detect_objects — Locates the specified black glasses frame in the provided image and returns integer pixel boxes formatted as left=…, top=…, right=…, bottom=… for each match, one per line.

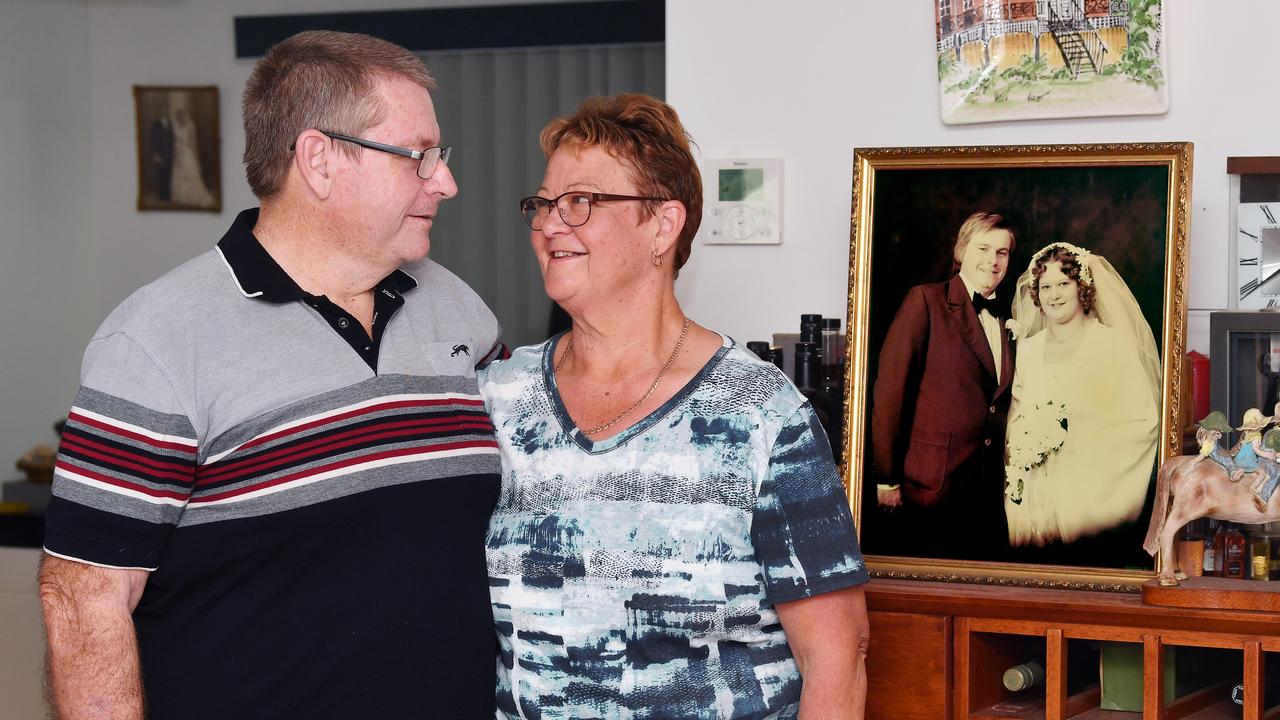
left=519, top=191, right=668, bottom=230
left=319, top=130, right=452, bottom=180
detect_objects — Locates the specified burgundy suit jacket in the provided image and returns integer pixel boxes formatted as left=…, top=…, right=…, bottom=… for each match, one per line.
left=870, top=275, right=1015, bottom=509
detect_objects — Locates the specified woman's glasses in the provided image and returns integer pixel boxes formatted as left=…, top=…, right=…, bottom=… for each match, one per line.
left=519, top=191, right=666, bottom=230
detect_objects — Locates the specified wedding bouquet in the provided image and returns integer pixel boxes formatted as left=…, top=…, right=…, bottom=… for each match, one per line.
left=1005, top=400, right=1069, bottom=505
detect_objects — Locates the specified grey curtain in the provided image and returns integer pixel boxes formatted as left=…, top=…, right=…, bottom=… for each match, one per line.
left=419, top=44, right=665, bottom=348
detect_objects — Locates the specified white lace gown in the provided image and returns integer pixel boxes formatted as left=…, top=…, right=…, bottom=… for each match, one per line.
left=1004, top=318, right=1159, bottom=546
left=170, top=109, right=215, bottom=208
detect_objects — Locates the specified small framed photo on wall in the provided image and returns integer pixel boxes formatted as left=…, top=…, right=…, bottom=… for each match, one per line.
left=133, top=85, right=221, bottom=212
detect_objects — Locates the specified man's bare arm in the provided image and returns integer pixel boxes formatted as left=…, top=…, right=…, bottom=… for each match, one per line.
left=39, top=554, right=149, bottom=720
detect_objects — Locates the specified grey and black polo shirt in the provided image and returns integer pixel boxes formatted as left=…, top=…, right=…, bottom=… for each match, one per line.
left=44, top=209, right=504, bottom=719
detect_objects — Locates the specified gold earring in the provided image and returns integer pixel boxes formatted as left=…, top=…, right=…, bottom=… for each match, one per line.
left=652, top=250, right=663, bottom=267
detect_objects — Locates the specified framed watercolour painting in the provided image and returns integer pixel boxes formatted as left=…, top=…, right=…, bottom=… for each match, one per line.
left=134, top=85, right=222, bottom=212
left=843, top=142, right=1192, bottom=591
left=936, top=0, right=1168, bottom=125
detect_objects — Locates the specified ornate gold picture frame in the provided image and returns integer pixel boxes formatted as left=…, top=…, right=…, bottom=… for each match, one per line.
left=843, top=142, right=1192, bottom=591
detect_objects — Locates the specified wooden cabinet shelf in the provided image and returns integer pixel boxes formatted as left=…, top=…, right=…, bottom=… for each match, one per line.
left=865, top=580, right=1280, bottom=720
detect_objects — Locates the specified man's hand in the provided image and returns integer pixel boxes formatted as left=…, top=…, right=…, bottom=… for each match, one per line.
left=877, top=485, right=902, bottom=510
left=39, top=555, right=149, bottom=720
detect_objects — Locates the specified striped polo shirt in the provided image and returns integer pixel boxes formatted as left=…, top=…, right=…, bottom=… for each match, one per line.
left=44, top=209, right=503, bottom=719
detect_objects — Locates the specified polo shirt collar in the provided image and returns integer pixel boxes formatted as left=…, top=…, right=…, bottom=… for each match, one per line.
left=215, top=208, right=419, bottom=303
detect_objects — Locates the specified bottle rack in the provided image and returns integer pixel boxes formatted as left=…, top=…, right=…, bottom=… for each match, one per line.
left=864, top=579, right=1280, bottom=720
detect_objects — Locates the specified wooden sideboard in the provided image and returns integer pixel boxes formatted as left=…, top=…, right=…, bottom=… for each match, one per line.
left=865, top=579, right=1280, bottom=720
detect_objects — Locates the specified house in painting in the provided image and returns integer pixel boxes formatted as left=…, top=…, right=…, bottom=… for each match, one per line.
left=936, top=0, right=1132, bottom=78
left=935, top=0, right=1166, bottom=124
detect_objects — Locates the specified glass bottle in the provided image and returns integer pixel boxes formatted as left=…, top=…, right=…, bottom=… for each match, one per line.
left=768, top=346, right=785, bottom=373
left=820, top=318, right=843, bottom=392
left=1250, top=525, right=1272, bottom=581
left=1268, top=521, right=1280, bottom=581
left=800, top=314, right=824, bottom=369
left=1221, top=523, right=1248, bottom=579
left=1203, top=519, right=1219, bottom=576
left=1002, top=661, right=1045, bottom=692
left=795, top=342, right=838, bottom=456
left=1176, top=519, right=1203, bottom=577
left=746, top=341, right=772, bottom=363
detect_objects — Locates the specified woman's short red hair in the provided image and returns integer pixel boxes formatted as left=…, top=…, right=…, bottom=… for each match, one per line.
left=540, top=94, right=702, bottom=275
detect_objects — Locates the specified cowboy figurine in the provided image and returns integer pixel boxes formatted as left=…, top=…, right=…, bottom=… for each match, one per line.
left=1260, top=424, right=1280, bottom=512
left=1231, top=408, right=1280, bottom=511
left=1197, top=410, right=1234, bottom=470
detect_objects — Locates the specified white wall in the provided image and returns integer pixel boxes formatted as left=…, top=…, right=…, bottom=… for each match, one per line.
left=668, top=0, right=1253, bottom=351
left=0, top=1, right=92, bottom=483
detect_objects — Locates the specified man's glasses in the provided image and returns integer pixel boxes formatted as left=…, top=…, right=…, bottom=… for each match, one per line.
left=319, top=130, right=451, bottom=180
left=519, top=191, right=667, bottom=230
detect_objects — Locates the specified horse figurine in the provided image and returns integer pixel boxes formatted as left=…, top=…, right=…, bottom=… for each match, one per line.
left=1143, top=409, right=1280, bottom=586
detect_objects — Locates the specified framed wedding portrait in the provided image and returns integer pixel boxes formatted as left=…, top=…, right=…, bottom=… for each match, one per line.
left=843, top=142, right=1193, bottom=591
left=133, top=85, right=222, bottom=212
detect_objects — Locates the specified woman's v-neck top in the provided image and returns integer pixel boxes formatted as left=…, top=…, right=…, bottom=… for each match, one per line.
left=480, top=333, right=868, bottom=719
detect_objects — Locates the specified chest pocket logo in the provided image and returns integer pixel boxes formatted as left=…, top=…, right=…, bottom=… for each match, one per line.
left=424, top=341, right=476, bottom=377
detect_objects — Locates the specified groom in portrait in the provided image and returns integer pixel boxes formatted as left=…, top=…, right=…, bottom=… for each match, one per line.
left=869, top=211, right=1015, bottom=558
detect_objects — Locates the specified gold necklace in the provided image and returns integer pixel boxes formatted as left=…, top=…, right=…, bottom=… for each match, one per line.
left=555, top=317, right=691, bottom=437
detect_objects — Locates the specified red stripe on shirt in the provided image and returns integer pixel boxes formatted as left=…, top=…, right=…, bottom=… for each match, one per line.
left=226, top=397, right=487, bottom=456
left=55, top=459, right=191, bottom=502
left=190, top=439, right=497, bottom=504
left=60, top=434, right=195, bottom=479
left=67, top=411, right=197, bottom=454
left=195, top=415, right=494, bottom=486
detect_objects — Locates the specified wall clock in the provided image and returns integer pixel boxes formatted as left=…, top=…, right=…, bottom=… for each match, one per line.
left=1229, top=157, right=1280, bottom=308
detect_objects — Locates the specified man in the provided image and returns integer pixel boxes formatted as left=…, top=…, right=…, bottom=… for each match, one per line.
left=870, top=212, right=1015, bottom=558
left=39, top=31, right=504, bottom=718
left=146, top=109, right=174, bottom=203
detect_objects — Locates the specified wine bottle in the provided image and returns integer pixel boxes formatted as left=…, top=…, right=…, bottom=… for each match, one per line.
left=746, top=341, right=772, bottom=362
left=800, top=314, right=823, bottom=338
left=795, top=342, right=838, bottom=457
left=768, top=346, right=785, bottom=372
left=800, top=314, right=823, bottom=363
left=1002, top=661, right=1045, bottom=692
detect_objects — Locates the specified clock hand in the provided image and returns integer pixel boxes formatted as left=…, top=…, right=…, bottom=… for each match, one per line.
left=1246, top=265, right=1280, bottom=301
left=1262, top=265, right=1280, bottom=285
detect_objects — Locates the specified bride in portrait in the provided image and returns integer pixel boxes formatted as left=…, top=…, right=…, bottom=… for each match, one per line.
left=169, top=91, right=216, bottom=209
left=1004, top=242, right=1160, bottom=548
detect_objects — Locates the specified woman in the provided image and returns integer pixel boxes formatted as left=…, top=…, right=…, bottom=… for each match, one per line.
left=169, top=92, right=216, bottom=208
left=1004, top=242, right=1160, bottom=547
left=482, top=94, right=870, bottom=719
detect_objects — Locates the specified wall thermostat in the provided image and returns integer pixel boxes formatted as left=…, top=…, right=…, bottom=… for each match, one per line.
left=698, top=158, right=782, bottom=245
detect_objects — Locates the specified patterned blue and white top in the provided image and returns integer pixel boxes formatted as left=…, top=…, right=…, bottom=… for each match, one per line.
left=481, top=333, right=869, bottom=720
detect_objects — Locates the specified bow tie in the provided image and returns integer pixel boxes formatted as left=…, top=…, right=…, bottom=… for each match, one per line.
left=971, top=292, right=1006, bottom=318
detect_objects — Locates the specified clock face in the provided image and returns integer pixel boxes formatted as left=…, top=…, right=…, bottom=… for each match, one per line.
left=1236, top=201, right=1280, bottom=308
